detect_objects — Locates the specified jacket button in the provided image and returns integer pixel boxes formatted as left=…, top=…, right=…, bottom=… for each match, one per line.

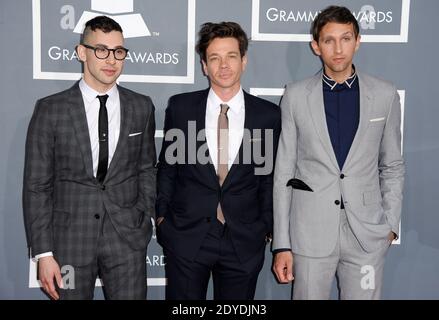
left=101, top=185, right=106, bottom=190
left=334, top=200, right=340, bottom=205
left=340, top=174, right=345, bottom=179
left=206, top=217, right=211, bottom=223
left=94, top=214, right=100, bottom=219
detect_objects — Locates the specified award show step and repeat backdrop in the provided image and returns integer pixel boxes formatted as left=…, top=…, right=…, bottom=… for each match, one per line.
left=0, top=0, right=438, bottom=299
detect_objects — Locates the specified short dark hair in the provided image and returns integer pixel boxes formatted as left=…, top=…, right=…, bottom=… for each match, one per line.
left=81, top=16, right=123, bottom=44
left=196, top=22, right=248, bottom=62
left=311, top=6, right=359, bottom=41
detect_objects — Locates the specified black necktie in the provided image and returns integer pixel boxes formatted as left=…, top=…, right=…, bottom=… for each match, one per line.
left=96, top=94, right=109, bottom=184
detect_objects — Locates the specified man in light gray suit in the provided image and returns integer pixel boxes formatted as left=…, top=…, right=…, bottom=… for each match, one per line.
left=272, top=6, right=404, bottom=299
left=23, top=16, right=156, bottom=299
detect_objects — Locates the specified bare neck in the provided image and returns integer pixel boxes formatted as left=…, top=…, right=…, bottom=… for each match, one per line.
left=211, top=85, right=241, bottom=102
left=83, top=74, right=115, bottom=94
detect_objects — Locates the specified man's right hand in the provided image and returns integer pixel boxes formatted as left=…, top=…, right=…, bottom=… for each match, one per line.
left=273, top=251, right=294, bottom=283
left=38, top=256, right=63, bottom=300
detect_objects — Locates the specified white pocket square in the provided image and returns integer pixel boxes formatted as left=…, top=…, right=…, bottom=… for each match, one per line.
left=128, top=132, right=142, bottom=137
left=369, top=117, right=385, bottom=122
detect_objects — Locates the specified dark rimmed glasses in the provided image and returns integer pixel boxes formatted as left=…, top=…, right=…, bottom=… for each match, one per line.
left=82, top=44, right=129, bottom=60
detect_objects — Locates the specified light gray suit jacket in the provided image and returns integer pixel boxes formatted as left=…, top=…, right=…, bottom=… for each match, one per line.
left=273, top=71, right=405, bottom=257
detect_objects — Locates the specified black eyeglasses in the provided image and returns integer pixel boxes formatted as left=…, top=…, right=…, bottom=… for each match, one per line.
left=82, top=44, right=129, bottom=60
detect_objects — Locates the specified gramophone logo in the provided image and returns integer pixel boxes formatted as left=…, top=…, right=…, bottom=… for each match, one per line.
left=32, top=0, right=196, bottom=83
left=73, top=0, right=151, bottom=38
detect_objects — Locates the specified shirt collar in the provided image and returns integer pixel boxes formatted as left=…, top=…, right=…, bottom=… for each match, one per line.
left=79, top=79, right=118, bottom=105
left=322, top=67, right=357, bottom=91
left=207, top=87, right=245, bottom=115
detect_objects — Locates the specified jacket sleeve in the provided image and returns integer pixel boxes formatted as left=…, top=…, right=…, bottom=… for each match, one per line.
left=273, top=85, right=298, bottom=251
left=155, top=97, right=178, bottom=219
left=379, top=88, right=405, bottom=237
left=23, top=99, right=55, bottom=257
left=258, top=107, right=281, bottom=235
left=136, top=96, right=157, bottom=219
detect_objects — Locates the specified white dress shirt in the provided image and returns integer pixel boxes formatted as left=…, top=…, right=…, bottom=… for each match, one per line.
left=79, top=79, right=121, bottom=176
left=34, top=79, right=121, bottom=261
left=205, top=87, right=245, bottom=171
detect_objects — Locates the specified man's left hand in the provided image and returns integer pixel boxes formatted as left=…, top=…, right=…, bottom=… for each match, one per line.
left=388, top=231, right=397, bottom=241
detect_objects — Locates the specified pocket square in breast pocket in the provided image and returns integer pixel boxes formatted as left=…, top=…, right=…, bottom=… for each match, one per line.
left=128, top=131, right=143, bottom=137
left=369, top=117, right=385, bottom=122
left=286, top=178, right=313, bottom=192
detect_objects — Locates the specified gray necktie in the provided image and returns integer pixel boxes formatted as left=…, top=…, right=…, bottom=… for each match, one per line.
left=217, top=104, right=229, bottom=224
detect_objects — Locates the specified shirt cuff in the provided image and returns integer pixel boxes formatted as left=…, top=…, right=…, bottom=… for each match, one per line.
left=33, top=251, right=53, bottom=262
left=272, top=248, right=292, bottom=255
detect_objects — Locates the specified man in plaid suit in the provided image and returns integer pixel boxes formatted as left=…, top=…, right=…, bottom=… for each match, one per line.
left=23, top=16, right=156, bottom=299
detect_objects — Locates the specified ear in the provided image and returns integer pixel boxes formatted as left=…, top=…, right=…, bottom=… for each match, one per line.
left=241, top=54, right=248, bottom=71
left=76, top=44, right=87, bottom=62
left=355, top=34, right=361, bottom=52
left=311, top=40, right=321, bottom=56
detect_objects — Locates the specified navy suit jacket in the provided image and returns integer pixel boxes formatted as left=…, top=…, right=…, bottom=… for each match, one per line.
left=156, top=89, right=281, bottom=262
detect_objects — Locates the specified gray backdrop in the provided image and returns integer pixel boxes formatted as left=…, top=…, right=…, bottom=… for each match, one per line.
left=1, top=0, right=438, bottom=299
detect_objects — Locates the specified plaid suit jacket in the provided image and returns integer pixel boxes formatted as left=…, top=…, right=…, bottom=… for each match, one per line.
left=23, top=82, right=157, bottom=266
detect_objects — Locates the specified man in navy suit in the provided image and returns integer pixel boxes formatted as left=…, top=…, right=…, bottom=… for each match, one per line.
left=156, top=22, right=281, bottom=300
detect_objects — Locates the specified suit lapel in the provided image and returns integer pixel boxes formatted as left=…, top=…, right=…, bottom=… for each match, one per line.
left=343, top=72, right=374, bottom=170
left=196, top=89, right=219, bottom=187
left=105, top=86, right=132, bottom=182
left=307, top=73, right=340, bottom=170
left=221, top=91, right=252, bottom=189
left=67, top=82, right=94, bottom=179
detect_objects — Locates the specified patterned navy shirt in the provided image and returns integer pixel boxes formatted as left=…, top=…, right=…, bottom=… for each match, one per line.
left=322, top=69, right=359, bottom=170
